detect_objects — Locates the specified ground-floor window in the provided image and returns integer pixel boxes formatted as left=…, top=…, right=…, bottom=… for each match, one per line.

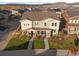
left=53, top=30, right=56, bottom=33
left=37, top=31, right=40, bottom=34
left=69, top=27, right=77, bottom=32
left=41, top=31, right=44, bottom=34
left=31, top=31, right=33, bottom=36
left=23, top=31, right=27, bottom=34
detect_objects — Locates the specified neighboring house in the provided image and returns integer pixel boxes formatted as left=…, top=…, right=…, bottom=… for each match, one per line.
left=68, top=16, right=79, bottom=34
left=66, top=11, right=79, bottom=34
left=11, top=10, right=19, bottom=15
left=20, top=11, right=60, bottom=37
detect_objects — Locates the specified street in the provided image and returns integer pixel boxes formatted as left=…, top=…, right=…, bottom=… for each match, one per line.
left=0, top=19, right=20, bottom=50
left=0, top=49, right=79, bottom=56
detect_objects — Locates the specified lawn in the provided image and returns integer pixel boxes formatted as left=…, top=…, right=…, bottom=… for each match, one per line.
left=5, top=35, right=31, bottom=50
left=48, top=37, right=75, bottom=49
left=32, top=36, right=45, bottom=49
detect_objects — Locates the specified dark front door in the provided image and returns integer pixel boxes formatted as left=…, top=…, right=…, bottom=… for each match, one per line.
left=31, top=31, right=33, bottom=37
left=51, top=30, right=53, bottom=36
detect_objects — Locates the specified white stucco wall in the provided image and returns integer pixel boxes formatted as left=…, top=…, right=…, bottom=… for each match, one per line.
left=68, top=18, right=79, bottom=34
left=68, top=26, right=79, bottom=34
left=11, top=10, right=19, bottom=14
left=20, top=19, right=32, bottom=31
left=49, top=19, right=60, bottom=34
left=32, top=18, right=52, bottom=28
left=20, top=18, right=60, bottom=35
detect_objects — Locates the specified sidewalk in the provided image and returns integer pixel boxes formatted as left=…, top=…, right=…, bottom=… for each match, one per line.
left=44, top=37, right=49, bottom=49
left=28, top=37, right=34, bottom=49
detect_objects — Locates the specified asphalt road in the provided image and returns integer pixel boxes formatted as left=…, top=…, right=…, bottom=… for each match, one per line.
left=0, top=49, right=78, bottom=56
left=0, top=19, right=20, bottom=41
left=0, top=19, right=20, bottom=50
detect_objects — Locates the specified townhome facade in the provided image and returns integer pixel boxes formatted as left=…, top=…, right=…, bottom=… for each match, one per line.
left=67, top=11, right=79, bottom=34
left=20, top=11, right=60, bottom=37
left=68, top=16, right=79, bottom=34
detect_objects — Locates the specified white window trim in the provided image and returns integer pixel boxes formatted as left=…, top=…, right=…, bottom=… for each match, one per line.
left=73, top=20, right=76, bottom=23
left=69, top=20, right=72, bottom=23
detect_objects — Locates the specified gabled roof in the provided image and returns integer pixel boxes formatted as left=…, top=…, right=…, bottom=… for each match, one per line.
left=69, top=16, right=79, bottom=20
left=67, top=10, right=79, bottom=18
left=21, top=11, right=60, bottom=21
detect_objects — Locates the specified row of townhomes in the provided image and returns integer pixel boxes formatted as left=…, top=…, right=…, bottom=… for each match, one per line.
left=20, top=11, right=60, bottom=37
left=20, top=8, right=79, bottom=37
left=67, top=11, right=79, bottom=34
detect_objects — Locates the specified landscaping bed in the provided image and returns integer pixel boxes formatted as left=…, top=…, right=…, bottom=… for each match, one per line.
left=5, top=35, right=31, bottom=50
left=32, top=36, right=45, bottom=49
left=48, top=37, right=75, bottom=49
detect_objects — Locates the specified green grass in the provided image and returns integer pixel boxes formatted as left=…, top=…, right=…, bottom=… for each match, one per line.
left=32, top=36, right=45, bottom=49
left=5, top=35, right=31, bottom=50
left=48, top=38, right=75, bottom=49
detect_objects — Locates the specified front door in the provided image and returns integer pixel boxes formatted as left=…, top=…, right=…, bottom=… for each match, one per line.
left=51, top=30, right=53, bottom=36
left=31, top=31, right=33, bottom=37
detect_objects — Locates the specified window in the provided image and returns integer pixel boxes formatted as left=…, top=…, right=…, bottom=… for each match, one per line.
left=55, top=23, right=57, bottom=26
left=28, top=24, right=29, bottom=26
left=44, top=23, right=47, bottom=26
left=41, top=31, right=44, bottom=34
left=37, top=31, right=40, bottom=34
left=52, top=23, right=54, bottom=26
left=73, top=20, right=76, bottom=23
left=69, top=20, right=72, bottom=23
left=35, top=22, right=38, bottom=25
left=74, top=28, right=76, bottom=31
left=51, top=29, right=56, bottom=33
left=24, top=24, right=29, bottom=26
left=54, top=30, right=56, bottom=33
left=24, top=24, right=26, bottom=26
left=76, top=20, right=79, bottom=23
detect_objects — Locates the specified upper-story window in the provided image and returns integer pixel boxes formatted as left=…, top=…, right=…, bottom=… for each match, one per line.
left=28, top=24, right=29, bottom=26
left=73, top=20, right=76, bottom=23
left=52, top=23, right=54, bottom=26
left=24, top=24, right=29, bottom=26
left=44, top=23, right=47, bottom=26
left=76, top=20, right=79, bottom=23
left=55, top=23, right=57, bottom=26
left=51, top=23, right=57, bottom=26
left=69, top=20, right=72, bottom=23
left=35, top=22, right=38, bottom=25
left=24, top=24, right=26, bottom=26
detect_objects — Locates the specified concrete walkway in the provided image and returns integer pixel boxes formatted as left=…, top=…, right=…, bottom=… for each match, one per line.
left=44, top=37, right=49, bottom=49
left=28, top=37, right=34, bottom=49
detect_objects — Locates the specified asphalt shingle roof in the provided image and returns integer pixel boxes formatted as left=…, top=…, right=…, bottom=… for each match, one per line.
left=67, top=10, right=79, bottom=18
left=21, top=11, right=59, bottom=21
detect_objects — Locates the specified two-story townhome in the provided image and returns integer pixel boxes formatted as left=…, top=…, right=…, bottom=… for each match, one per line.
left=67, top=11, right=79, bottom=34
left=20, top=11, right=60, bottom=37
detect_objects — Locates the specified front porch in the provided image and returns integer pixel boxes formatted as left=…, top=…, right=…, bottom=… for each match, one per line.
left=23, top=28, right=58, bottom=37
